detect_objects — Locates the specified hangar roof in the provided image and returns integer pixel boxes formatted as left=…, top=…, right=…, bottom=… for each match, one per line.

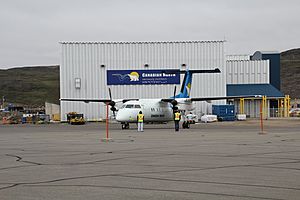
left=254, top=51, right=280, bottom=54
left=59, top=40, right=225, bottom=44
left=227, top=84, right=284, bottom=98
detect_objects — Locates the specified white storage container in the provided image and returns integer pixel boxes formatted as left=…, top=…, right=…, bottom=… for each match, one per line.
left=236, top=114, right=247, bottom=120
left=200, top=115, right=218, bottom=123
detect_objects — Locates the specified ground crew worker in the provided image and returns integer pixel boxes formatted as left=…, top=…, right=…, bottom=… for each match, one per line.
left=174, top=110, right=181, bottom=131
left=137, top=111, right=144, bottom=132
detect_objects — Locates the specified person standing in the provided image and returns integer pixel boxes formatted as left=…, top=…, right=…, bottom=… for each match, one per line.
left=174, top=110, right=181, bottom=131
left=137, top=111, right=144, bottom=132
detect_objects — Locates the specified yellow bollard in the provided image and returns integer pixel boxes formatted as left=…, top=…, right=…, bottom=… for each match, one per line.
left=239, top=98, right=244, bottom=114
left=283, top=95, right=290, bottom=117
left=261, top=96, right=267, bottom=119
left=286, top=95, right=290, bottom=117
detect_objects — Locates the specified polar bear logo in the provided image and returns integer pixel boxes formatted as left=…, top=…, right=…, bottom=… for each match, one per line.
left=128, top=71, right=139, bottom=81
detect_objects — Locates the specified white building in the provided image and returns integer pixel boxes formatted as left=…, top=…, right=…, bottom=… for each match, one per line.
left=226, top=60, right=269, bottom=84
left=60, top=41, right=227, bottom=121
left=226, top=59, right=284, bottom=118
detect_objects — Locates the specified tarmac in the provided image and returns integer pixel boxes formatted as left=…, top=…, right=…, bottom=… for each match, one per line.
left=0, top=119, right=299, bottom=200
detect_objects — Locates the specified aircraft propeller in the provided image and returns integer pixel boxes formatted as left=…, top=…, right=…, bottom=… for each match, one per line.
left=108, top=88, right=117, bottom=117
left=171, top=86, right=178, bottom=111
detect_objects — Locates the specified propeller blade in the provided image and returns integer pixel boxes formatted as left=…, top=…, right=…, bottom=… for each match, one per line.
left=109, top=101, right=116, bottom=107
left=173, top=86, right=177, bottom=99
left=108, top=88, right=112, bottom=100
left=108, top=88, right=116, bottom=118
left=110, top=106, right=117, bottom=118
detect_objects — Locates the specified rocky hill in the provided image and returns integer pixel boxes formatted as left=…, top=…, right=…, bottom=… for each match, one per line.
left=281, top=48, right=300, bottom=98
left=0, top=66, right=59, bottom=106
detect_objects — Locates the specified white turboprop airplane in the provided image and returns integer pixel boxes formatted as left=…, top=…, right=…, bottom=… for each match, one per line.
left=61, top=69, right=259, bottom=129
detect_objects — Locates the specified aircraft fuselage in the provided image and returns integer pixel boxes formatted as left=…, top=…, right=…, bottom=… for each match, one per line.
left=116, top=99, right=174, bottom=123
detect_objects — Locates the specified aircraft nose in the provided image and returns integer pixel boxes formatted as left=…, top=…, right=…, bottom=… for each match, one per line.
left=116, top=110, right=127, bottom=122
left=116, top=109, right=137, bottom=122
left=115, top=113, right=122, bottom=122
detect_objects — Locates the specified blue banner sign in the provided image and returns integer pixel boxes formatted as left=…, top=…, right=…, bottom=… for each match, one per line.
left=107, top=69, right=180, bottom=85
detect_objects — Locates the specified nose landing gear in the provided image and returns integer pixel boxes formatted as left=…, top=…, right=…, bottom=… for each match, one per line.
left=121, top=123, right=130, bottom=129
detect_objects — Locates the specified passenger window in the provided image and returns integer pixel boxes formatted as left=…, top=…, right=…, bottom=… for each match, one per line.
left=134, top=105, right=141, bottom=108
left=125, top=104, right=134, bottom=108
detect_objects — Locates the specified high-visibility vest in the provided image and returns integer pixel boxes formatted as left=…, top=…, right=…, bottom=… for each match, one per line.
left=137, top=114, right=144, bottom=122
left=174, top=112, right=181, bottom=121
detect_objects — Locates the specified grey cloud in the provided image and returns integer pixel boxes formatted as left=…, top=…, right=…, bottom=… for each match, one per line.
left=0, top=0, right=300, bottom=68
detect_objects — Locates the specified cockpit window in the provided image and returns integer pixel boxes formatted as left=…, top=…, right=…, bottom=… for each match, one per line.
left=124, top=104, right=141, bottom=109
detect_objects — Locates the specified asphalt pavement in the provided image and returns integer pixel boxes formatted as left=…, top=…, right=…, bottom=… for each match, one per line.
left=0, top=119, right=299, bottom=200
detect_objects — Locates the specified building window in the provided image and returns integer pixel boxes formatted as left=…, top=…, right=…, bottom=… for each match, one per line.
left=75, top=78, right=81, bottom=89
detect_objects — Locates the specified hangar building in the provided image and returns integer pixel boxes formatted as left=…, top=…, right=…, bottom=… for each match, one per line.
left=60, top=41, right=227, bottom=121
left=60, top=41, right=287, bottom=121
left=226, top=54, right=285, bottom=118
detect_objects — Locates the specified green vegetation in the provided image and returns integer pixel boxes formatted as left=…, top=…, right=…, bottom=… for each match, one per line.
left=0, top=66, right=59, bottom=106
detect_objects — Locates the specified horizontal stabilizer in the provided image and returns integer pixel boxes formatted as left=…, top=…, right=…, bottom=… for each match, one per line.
left=179, top=68, right=221, bottom=74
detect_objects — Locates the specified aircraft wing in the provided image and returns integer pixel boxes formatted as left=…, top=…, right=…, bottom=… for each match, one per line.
left=161, top=95, right=261, bottom=103
left=188, top=95, right=262, bottom=102
left=161, top=98, right=176, bottom=103
left=60, top=98, right=138, bottom=103
left=60, top=98, right=110, bottom=103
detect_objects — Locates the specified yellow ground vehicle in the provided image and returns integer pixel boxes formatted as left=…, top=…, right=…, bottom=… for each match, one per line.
left=67, top=112, right=85, bottom=125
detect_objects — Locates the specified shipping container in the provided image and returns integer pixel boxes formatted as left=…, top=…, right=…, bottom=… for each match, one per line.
left=212, top=104, right=235, bottom=121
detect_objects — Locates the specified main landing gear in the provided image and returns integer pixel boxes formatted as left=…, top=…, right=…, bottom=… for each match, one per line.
left=182, top=121, right=190, bottom=129
left=121, top=123, right=130, bottom=129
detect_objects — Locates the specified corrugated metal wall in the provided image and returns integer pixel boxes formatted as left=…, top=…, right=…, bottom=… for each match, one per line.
left=226, top=60, right=269, bottom=84
left=226, top=55, right=250, bottom=61
left=60, top=41, right=226, bottom=121
left=233, top=100, right=270, bottom=118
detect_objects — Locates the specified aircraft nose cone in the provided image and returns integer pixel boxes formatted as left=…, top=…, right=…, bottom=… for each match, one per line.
left=115, top=113, right=122, bottom=122
left=116, top=110, right=126, bottom=122
left=116, top=109, right=137, bottom=122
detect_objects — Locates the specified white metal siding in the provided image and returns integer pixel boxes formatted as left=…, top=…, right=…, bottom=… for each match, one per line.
left=233, top=100, right=270, bottom=118
left=226, top=60, right=269, bottom=84
left=60, top=41, right=226, bottom=121
left=226, top=55, right=250, bottom=61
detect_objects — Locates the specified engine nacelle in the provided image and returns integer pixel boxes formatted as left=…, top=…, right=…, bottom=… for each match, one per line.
left=176, top=99, right=194, bottom=111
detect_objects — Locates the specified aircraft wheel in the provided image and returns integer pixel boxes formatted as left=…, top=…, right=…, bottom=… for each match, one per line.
left=186, top=123, right=190, bottom=129
left=182, top=121, right=190, bottom=129
left=122, top=123, right=130, bottom=129
left=182, top=122, right=186, bottom=129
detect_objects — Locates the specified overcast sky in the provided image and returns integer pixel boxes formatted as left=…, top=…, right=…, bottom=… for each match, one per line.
left=1, top=0, right=300, bottom=69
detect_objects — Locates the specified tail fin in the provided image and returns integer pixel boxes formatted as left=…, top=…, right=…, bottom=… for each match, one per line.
left=172, top=68, right=221, bottom=99
left=174, top=70, right=192, bottom=98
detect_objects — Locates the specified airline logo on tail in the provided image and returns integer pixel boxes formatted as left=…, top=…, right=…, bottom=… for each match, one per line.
left=173, top=70, right=193, bottom=99
left=186, top=82, right=191, bottom=97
